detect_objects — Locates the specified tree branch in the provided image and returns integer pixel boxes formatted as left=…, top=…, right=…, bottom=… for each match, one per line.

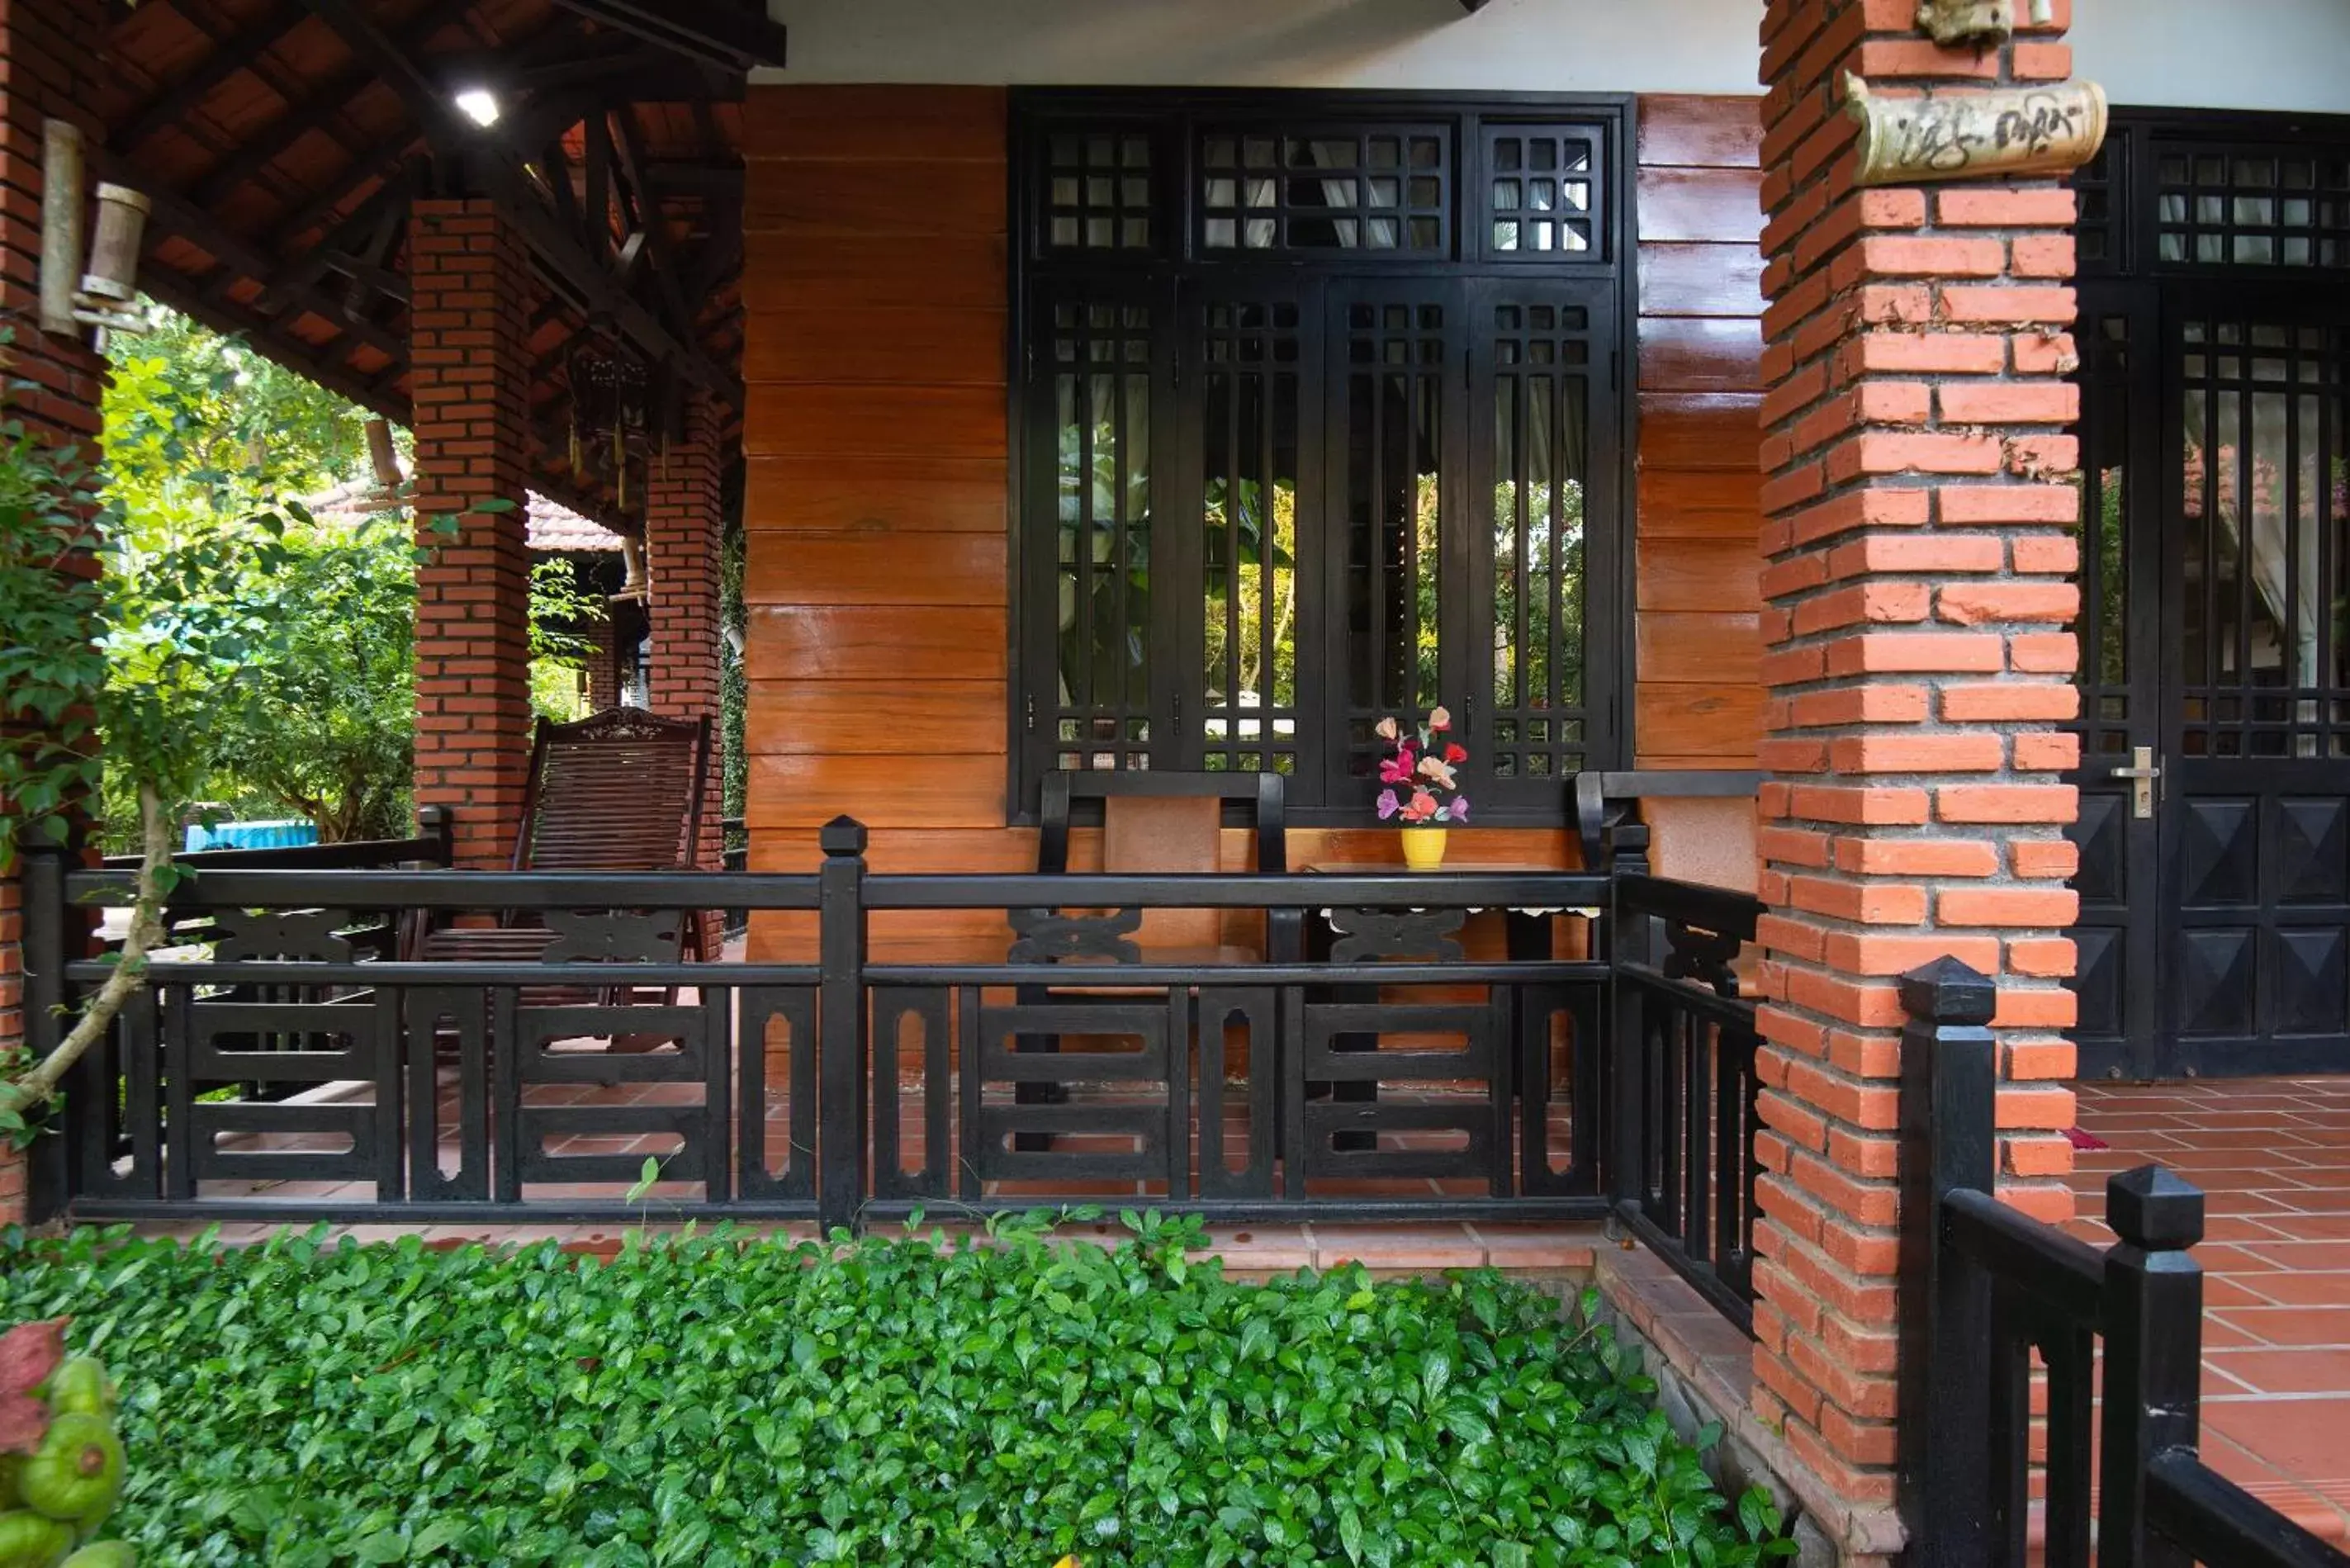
left=4, top=784, right=171, bottom=1110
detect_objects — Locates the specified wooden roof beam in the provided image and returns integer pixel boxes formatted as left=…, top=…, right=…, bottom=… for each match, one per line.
left=198, top=0, right=477, bottom=211
left=300, top=0, right=741, bottom=405
left=547, top=0, right=786, bottom=73
left=111, top=0, right=313, bottom=151
left=136, top=265, right=406, bottom=424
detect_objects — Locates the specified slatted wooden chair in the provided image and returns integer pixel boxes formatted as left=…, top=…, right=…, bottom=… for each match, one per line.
left=1010, top=770, right=1294, bottom=1144
left=414, top=708, right=713, bottom=983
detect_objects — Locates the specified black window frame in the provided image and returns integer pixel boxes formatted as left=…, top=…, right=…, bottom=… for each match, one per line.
left=1007, top=88, right=1639, bottom=828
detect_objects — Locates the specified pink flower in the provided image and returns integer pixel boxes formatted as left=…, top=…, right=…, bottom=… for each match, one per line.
left=1376, top=789, right=1400, bottom=820
left=1375, top=716, right=1400, bottom=741
left=1379, top=755, right=1415, bottom=784
left=1401, top=789, right=1439, bottom=823
left=1427, top=705, right=1452, bottom=732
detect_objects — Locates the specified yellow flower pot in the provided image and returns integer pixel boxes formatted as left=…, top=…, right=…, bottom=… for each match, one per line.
left=1400, top=827, right=1448, bottom=871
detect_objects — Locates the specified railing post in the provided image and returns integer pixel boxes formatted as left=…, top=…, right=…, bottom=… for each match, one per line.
left=1894, top=955, right=1997, bottom=1568
left=2099, top=1165, right=2205, bottom=1568
left=17, top=818, right=75, bottom=1222
left=817, top=816, right=868, bottom=1234
left=1604, top=817, right=1651, bottom=1213
left=416, top=804, right=453, bottom=868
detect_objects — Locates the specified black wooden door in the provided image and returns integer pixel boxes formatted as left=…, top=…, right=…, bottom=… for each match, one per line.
left=2155, top=285, right=2350, bottom=1077
left=2068, top=287, right=2165, bottom=1081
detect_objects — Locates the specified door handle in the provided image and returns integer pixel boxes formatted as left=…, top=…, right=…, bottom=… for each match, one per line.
left=2108, top=746, right=2159, bottom=820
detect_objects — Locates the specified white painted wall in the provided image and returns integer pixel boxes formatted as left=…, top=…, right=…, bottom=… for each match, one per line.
left=758, top=0, right=2350, bottom=116
left=2073, top=0, right=2350, bottom=116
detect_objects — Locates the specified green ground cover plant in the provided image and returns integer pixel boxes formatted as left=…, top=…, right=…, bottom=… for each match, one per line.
left=0, top=1215, right=1790, bottom=1568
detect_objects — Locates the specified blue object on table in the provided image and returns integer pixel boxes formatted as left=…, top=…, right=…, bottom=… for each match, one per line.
left=182, top=819, right=319, bottom=853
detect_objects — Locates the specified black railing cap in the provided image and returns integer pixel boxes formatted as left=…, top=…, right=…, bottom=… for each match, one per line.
left=1898, top=955, right=1996, bottom=1026
left=819, top=817, right=867, bottom=856
left=2107, top=1163, right=2205, bottom=1252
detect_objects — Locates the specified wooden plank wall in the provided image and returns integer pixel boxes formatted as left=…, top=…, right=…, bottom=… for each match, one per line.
left=738, top=89, right=1768, bottom=955
left=1632, top=94, right=1765, bottom=770
left=738, top=86, right=1021, bottom=960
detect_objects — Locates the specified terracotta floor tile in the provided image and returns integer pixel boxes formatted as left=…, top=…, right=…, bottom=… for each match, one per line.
left=2204, top=1398, right=2350, bottom=1489
left=1468, top=1222, right=1602, bottom=1270
left=1307, top=1223, right=1485, bottom=1272
left=2207, top=1348, right=2350, bottom=1396
left=2228, top=1272, right=2350, bottom=1308
left=2213, top=1307, right=2350, bottom=1348
left=2243, top=1243, right=2350, bottom=1272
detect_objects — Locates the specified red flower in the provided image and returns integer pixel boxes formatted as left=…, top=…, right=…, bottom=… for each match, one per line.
left=1443, top=743, right=1466, bottom=765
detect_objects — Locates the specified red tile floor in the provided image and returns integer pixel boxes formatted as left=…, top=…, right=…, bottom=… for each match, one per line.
left=2070, top=1078, right=2350, bottom=1542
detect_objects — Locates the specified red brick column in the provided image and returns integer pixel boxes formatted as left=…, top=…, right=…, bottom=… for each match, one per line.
left=0, top=0, right=109, bottom=1225
left=646, top=397, right=725, bottom=956
left=1751, top=0, right=2082, bottom=1534
left=582, top=611, right=620, bottom=712
left=408, top=200, right=533, bottom=870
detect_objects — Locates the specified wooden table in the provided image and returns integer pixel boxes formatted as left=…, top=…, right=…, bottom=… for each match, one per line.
left=1300, top=860, right=1595, bottom=964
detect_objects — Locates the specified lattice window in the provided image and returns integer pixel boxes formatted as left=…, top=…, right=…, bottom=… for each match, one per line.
left=1337, top=296, right=1451, bottom=784
left=1198, top=127, right=1449, bottom=255
left=2075, top=312, right=2135, bottom=760
left=2177, top=318, right=2350, bottom=759
left=1046, top=297, right=1157, bottom=771
left=1484, top=126, right=1602, bottom=259
left=1197, top=299, right=1305, bottom=777
left=2157, top=148, right=2350, bottom=270
left=1487, top=299, right=1594, bottom=782
left=2072, top=140, right=2120, bottom=272
left=1045, top=130, right=1157, bottom=252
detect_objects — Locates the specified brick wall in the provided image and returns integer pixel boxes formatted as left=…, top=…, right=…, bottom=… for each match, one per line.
left=647, top=397, right=725, bottom=956
left=1751, top=0, right=2082, bottom=1531
left=0, top=0, right=109, bottom=1225
left=583, top=611, right=620, bottom=713
left=407, top=199, right=533, bottom=871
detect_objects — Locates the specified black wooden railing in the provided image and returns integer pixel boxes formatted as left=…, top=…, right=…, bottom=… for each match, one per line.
left=1899, top=957, right=2350, bottom=1568
left=97, top=806, right=452, bottom=874
left=1607, top=853, right=1765, bottom=1330
left=26, top=815, right=1689, bottom=1234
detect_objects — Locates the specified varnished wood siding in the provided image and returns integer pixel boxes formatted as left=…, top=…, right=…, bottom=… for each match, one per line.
left=1633, top=94, right=1765, bottom=770
left=739, top=86, right=1015, bottom=959
left=737, top=89, right=1768, bottom=954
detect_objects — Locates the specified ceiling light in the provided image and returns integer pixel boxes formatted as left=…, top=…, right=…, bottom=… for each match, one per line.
left=454, top=88, right=501, bottom=128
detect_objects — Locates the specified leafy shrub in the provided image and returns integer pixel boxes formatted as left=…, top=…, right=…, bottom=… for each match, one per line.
left=0, top=1217, right=1790, bottom=1567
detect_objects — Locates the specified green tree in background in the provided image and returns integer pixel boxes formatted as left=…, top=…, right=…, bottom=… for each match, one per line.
left=101, top=313, right=401, bottom=846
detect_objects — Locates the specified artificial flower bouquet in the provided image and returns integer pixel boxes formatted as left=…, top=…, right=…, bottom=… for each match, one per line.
left=1374, top=707, right=1470, bottom=826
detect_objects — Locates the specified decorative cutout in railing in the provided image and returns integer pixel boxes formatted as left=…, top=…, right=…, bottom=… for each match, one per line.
left=1004, top=907, right=1144, bottom=964
left=1323, top=907, right=1466, bottom=963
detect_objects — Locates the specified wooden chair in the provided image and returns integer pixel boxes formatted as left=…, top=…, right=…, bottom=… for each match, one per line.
left=415, top=707, right=713, bottom=976
left=1012, top=770, right=1293, bottom=1144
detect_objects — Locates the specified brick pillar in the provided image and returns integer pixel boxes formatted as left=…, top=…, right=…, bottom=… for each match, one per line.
left=1751, top=0, right=2082, bottom=1537
left=0, top=0, right=109, bottom=1225
left=408, top=199, right=533, bottom=870
left=646, top=397, right=725, bottom=957
left=583, top=610, right=620, bottom=712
